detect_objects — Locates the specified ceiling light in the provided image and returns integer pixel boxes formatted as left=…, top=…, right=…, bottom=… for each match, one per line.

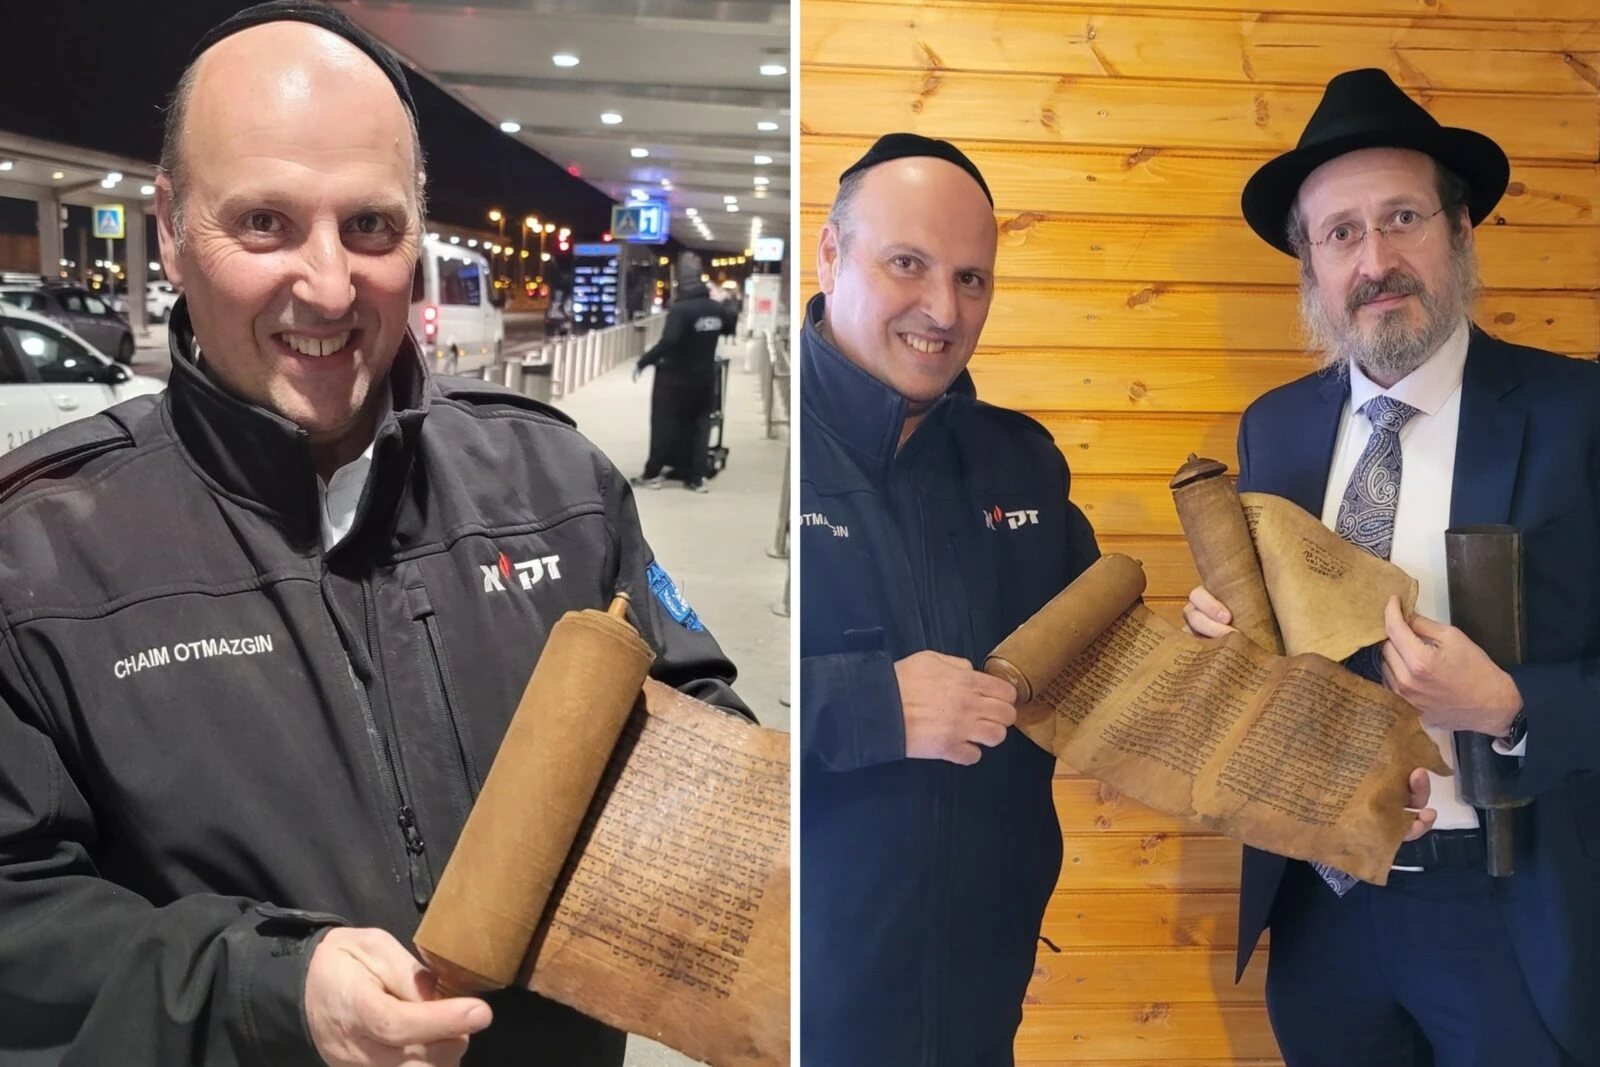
left=630, top=147, right=649, bottom=158
left=0, top=161, right=13, bottom=171
left=632, top=189, right=648, bottom=200
left=551, top=53, right=580, bottom=67
left=140, top=184, right=156, bottom=195
left=51, top=171, right=65, bottom=180
left=660, top=179, right=672, bottom=189
left=753, top=176, right=769, bottom=186
left=467, top=239, right=478, bottom=247
left=727, top=204, right=740, bottom=213
left=601, top=112, right=623, bottom=125
left=106, top=171, right=123, bottom=183
left=100, top=178, right=115, bottom=189
left=754, top=154, right=772, bottom=166
left=757, top=121, right=778, bottom=132
left=759, top=63, right=787, bottom=77
left=499, top=120, right=522, bottom=134
left=686, top=208, right=698, bottom=217
left=724, top=196, right=737, bottom=204
left=449, top=235, right=461, bottom=244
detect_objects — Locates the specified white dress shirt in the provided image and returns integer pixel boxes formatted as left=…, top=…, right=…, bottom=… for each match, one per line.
left=318, top=393, right=390, bottom=552
left=1318, top=320, right=1484, bottom=831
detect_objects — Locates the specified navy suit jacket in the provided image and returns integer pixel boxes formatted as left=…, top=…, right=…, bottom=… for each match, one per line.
left=1234, top=328, right=1600, bottom=1062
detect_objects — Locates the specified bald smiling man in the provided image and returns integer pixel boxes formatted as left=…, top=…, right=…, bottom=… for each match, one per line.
left=799, top=134, right=1101, bottom=1066
left=0, top=5, right=749, bottom=1065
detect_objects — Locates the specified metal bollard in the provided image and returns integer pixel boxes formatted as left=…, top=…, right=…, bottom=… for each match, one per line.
left=767, top=449, right=790, bottom=561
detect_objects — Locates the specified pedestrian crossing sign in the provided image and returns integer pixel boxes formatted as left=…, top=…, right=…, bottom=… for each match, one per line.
left=610, top=201, right=669, bottom=244
left=93, top=204, right=125, bottom=240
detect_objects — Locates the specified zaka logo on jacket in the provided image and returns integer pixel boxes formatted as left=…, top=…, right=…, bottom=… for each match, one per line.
left=647, top=561, right=704, bottom=631
left=982, top=505, right=1040, bottom=531
left=482, top=551, right=563, bottom=592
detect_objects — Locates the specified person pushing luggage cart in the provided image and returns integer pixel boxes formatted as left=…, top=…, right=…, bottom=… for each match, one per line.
left=632, top=253, right=738, bottom=493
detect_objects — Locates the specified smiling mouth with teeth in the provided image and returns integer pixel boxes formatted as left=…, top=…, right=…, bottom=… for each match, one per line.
left=279, top=330, right=355, bottom=358
left=902, top=334, right=947, bottom=354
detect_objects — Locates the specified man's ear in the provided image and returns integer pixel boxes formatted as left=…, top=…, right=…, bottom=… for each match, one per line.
left=817, top=223, right=841, bottom=295
left=153, top=173, right=185, bottom=289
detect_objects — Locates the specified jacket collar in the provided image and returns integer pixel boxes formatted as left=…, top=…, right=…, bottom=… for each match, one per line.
left=799, top=293, right=974, bottom=474
left=1288, top=323, right=1525, bottom=521
left=164, top=297, right=431, bottom=553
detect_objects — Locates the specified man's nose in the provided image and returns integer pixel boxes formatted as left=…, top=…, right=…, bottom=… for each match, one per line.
left=921, top=277, right=959, bottom=331
left=1355, top=224, right=1401, bottom=278
left=292, top=225, right=355, bottom=318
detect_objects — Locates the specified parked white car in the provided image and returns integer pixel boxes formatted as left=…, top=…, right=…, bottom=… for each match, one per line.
left=147, top=281, right=180, bottom=323
left=0, top=300, right=164, bottom=457
left=409, top=236, right=505, bottom=372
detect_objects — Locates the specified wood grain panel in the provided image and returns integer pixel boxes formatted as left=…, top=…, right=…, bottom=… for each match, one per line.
left=979, top=284, right=1599, bottom=354
left=1033, top=412, right=1240, bottom=477
left=1060, top=832, right=1245, bottom=890
left=1053, top=776, right=1199, bottom=833
left=802, top=2, right=1600, bottom=94
left=967, top=350, right=1311, bottom=414
left=801, top=70, right=1598, bottom=161
left=1071, top=474, right=1186, bottom=535
left=1041, top=889, right=1246, bottom=948
left=1028, top=948, right=1267, bottom=1004
left=840, top=0, right=1600, bottom=23
left=802, top=137, right=1600, bottom=226
left=798, top=206, right=1598, bottom=289
left=1014, top=1003, right=1281, bottom=1060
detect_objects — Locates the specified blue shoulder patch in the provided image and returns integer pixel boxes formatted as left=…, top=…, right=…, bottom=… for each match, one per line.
left=646, top=561, right=704, bottom=632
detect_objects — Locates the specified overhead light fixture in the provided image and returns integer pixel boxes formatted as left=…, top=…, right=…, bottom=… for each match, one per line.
left=759, top=63, right=787, bottom=77
left=51, top=171, right=65, bottom=180
left=757, top=121, right=778, bottom=132
left=551, top=53, right=580, bottom=67
left=727, top=204, right=740, bottom=213
left=467, top=239, right=478, bottom=247
left=754, top=154, right=772, bottom=166
left=724, top=196, right=737, bottom=204
left=630, top=147, right=649, bottom=158
left=686, top=208, right=698, bottom=217
left=499, top=120, right=522, bottom=134
left=0, top=160, right=13, bottom=171
left=601, top=111, right=623, bottom=125
left=449, top=235, right=461, bottom=244
left=106, top=171, right=123, bottom=183
left=100, top=178, right=115, bottom=189
left=753, top=176, right=769, bottom=186
left=631, top=188, right=648, bottom=200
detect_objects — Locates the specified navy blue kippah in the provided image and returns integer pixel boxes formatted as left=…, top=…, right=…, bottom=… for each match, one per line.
left=840, top=133, right=993, bottom=205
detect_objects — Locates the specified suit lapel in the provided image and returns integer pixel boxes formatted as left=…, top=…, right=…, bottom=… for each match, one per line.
left=1449, top=329, right=1525, bottom=527
left=1279, top=372, right=1348, bottom=514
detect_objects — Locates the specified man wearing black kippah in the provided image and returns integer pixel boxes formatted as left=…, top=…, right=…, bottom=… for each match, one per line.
left=0, top=4, right=750, bottom=1066
left=799, top=133, right=1100, bottom=1065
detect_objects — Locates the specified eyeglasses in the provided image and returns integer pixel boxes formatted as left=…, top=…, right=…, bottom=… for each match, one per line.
left=1308, top=206, right=1447, bottom=261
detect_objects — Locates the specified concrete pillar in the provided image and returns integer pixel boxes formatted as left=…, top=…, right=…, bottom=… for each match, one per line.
left=125, top=208, right=148, bottom=339
left=35, top=195, right=63, bottom=278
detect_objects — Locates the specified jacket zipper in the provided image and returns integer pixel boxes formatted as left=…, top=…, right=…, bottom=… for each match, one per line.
left=357, top=577, right=435, bottom=910
left=417, top=602, right=480, bottom=813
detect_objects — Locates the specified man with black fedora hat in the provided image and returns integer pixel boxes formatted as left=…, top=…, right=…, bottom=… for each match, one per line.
left=1185, top=68, right=1600, bottom=1065
left=799, top=133, right=1100, bottom=1065
left=0, top=4, right=751, bottom=1065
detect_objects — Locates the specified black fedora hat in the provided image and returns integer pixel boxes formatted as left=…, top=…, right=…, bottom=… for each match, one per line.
left=1242, top=68, right=1509, bottom=256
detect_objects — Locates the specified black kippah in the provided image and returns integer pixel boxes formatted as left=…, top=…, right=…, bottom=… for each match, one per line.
left=839, top=132, right=993, bottom=205
left=188, top=1, right=417, bottom=124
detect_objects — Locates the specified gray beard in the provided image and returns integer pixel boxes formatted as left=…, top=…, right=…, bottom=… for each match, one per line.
left=1299, top=244, right=1480, bottom=383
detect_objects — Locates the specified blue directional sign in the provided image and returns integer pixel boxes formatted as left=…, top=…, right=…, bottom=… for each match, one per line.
left=610, top=200, right=669, bottom=244
left=92, top=204, right=125, bottom=240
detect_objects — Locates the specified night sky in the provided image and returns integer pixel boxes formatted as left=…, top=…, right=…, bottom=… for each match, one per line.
left=0, top=0, right=646, bottom=245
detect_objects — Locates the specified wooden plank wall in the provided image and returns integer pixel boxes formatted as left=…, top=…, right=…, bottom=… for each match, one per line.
left=800, top=2, right=1599, bottom=1063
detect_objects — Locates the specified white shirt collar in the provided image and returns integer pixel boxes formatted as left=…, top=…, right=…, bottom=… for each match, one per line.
left=319, top=389, right=393, bottom=551
left=1346, top=318, right=1470, bottom=419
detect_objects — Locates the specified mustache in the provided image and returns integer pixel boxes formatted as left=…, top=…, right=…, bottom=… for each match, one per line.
left=1346, top=272, right=1424, bottom=315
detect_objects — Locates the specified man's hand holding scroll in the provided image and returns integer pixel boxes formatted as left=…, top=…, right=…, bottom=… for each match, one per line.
left=895, top=650, right=1019, bottom=765
left=306, top=928, right=493, bottom=1067
left=1183, top=585, right=1440, bottom=843
left=1379, top=596, right=1524, bottom=738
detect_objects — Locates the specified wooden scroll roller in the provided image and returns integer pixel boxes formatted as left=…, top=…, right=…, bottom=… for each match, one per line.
left=985, top=553, right=1147, bottom=707
left=1170, top=454, right=1284, bottom=655
left=414, top=593, right=655, bottom=996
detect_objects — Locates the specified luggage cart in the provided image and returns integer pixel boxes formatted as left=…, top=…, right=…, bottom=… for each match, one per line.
left=704, top=354, right=732, bottom=479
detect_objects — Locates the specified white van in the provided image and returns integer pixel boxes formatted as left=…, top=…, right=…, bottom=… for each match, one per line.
left=409, top=237, right=505, bottom=371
